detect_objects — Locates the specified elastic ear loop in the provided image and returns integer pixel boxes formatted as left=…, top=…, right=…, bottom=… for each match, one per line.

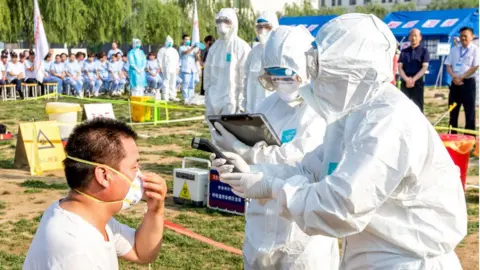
left=66, top=155, right=137, bottom=204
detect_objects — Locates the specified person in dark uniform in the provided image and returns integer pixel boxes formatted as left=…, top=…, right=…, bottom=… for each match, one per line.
left=200, top=35, right=215, bottom=96
left=398, top=28, right=430, bottom=112
left=445, top=26, right=479, bottom=133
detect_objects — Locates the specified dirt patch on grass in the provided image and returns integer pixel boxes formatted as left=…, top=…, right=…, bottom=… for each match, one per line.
left=456, top=232, right=479, bottom=270
left=0, top=179, right=64, bottom=224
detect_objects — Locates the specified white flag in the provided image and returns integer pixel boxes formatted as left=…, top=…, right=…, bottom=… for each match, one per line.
left=191, top=0, right=200, bottom=45
left=34, top=0, right=49, bottom=83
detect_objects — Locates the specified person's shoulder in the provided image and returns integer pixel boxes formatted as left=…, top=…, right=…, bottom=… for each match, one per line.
left=400, top=46, right=411, bottom=53
left=470, top=43, right=479, bottom=51
left=234, top=37, right=251, bottom=48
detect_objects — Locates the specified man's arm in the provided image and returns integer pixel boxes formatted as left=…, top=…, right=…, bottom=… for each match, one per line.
left=398, top=63, right=409, bottom=82
left=235, top=44, right=251, bottom=113
left=412, top=62, right=429, bottom=82
left=460, top=66, right=479, bottom=80
left=461, top=49, right=479, bottom=80
left=121, top=173, right=167, bottom=264
left=182, top=45, right=197, bottom=55
left=413, top=47, right=430, bottom=82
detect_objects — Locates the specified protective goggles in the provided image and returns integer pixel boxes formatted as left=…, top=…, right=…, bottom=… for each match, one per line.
left=255, top=22, right=273, bottom=32
left=215, top=17, right=232, bottom=25
left=258, top=67, right=299, bottom=91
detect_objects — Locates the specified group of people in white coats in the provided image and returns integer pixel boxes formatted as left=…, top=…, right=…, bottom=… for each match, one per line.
left=204, top=8, right=467, bottom=270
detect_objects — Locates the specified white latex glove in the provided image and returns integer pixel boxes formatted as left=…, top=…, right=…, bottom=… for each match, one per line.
left=212, top=122, right=250, bottom=156
left=221, top=172, right=272, bottom=199
left=210, top=152, right=251, bottom=174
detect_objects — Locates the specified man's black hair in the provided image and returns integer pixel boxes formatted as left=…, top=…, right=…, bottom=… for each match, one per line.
left=63, top=118, right=138, bottom=190
left=204, top=35, right=215, bottom=43
left=182, top=34, right=190, bottom=40
left=460, top=27, right=474, bottom=34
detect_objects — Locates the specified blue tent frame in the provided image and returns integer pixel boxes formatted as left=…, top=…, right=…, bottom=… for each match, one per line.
left=278, top=15, right=337, bottom=38
left=384, top=8, right=479, bottom=86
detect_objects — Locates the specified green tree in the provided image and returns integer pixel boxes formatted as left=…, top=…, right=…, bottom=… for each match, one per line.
left=7, top=0, right=33, bottom=44
left=0, top=0, right=12, bottom=41
left=355, top=3, right=388, bottom=19
left=281, top=0, right=346, bottom=16
left=83, top=0, right=132, bottom=45
left=40, top=0, right=89, bottom=45
left=427, top=0, right=478, bottom=10
left=391, top=2, right=416, bottom=12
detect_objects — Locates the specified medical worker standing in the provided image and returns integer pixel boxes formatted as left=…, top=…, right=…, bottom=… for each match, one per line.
left=243, top=11, right=278, bottom=112
left=160, top=36, right=180, bottom=101
left=179, top=34, right=198, bottom=101
left=128, top=39, right=147, bottom=96
left=213, top=26, right=338, bottom=270
left=215, top=13, right=467, bottom=270
left=204, top=8, right=251, bottom=117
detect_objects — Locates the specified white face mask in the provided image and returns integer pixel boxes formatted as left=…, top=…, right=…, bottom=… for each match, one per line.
left=257, top=29, right=271, bottom=45
left=121, top=169, right=144, bottom=210
left=67, top=155, right=144, bottom=212
left=217, top=23, right=231, bottom=38
left=276, top=81, right=301, bottom=102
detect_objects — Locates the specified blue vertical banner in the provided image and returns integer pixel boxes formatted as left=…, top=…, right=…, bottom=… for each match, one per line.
left=207, top=169, right=245, bottom=215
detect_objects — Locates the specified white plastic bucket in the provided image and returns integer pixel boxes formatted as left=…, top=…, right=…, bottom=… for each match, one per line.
left=45, top=102, right=81, bottom=139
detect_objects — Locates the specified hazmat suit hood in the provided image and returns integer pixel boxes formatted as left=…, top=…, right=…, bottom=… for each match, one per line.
left=216, top=8, right=238, bottom=40
left=132, top=38, right=142, bottom=49
left=257, top=11, right=279, bottom=29
left=165, top=35, right=173, bottom=46
left=305, top=13, right=396, bottom=117
left=263, top=26, right=313, bottom=87
left=256, top=11, right=279, bottom=45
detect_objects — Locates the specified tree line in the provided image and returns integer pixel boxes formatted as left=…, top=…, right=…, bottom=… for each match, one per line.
left=1, top=0, right=476, bottom=48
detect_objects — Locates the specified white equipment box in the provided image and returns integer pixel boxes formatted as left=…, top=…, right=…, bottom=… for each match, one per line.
left=173, top=157, right=211, bottom=207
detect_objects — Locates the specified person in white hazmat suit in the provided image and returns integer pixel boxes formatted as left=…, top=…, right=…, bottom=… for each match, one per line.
left=204, top=8, right=251, bottom=118
left=212, top=26, right=339, bottom=270
left=243, top=11, right=278, bottom=112
left=214, top=13, right=467, bottom=270
left=160, top=35, right=180, bottom=101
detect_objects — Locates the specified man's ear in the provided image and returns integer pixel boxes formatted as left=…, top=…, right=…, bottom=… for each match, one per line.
left=93, top=167, right=111, bottom=188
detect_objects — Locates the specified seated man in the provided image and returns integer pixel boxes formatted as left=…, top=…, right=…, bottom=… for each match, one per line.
left=23, top=118, right=167, bottom=269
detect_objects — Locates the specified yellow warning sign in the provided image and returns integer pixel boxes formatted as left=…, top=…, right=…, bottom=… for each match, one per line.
left=14, top=121, right=66, bottom=175
left=179, top=181, right=191, bottom=200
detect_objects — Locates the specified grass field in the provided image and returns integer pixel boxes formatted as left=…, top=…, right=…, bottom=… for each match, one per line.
left=0, top=87, right=478, bottom=270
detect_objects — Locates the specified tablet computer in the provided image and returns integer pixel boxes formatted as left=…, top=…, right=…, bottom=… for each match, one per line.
left=208, top=113, right=281, bottom=147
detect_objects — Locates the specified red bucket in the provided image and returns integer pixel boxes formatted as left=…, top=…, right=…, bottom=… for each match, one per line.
left=439, top=134, right=476, bottom=190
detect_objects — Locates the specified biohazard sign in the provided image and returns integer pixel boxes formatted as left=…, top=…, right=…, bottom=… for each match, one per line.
left=179, top=181, right=191, bottom=200
left=14, top=121, right=65, bottom=175
left=37, top=130, right=54, bottom=149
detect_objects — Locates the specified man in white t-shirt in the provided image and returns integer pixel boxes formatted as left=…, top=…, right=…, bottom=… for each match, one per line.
left=23, top=118, right=168, bottom=269
left=6, top=52, right=25, bottom=98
